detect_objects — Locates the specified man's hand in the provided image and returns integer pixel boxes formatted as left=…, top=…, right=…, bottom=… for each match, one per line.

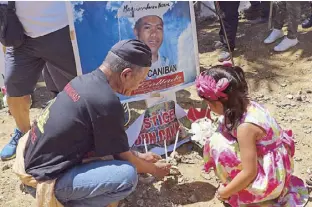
left=140, top=152, right=162, bottom=163
left=118, top=151, right=171, bottom=178
left=151, top=161, right=171, bottom=178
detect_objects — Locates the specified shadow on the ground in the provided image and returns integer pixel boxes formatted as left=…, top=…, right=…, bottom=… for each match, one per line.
left=160, top=180, right=216, bottom=204
left=196, top=6, right=312, bottom=93
left=123, top=180, right=216, bottom=207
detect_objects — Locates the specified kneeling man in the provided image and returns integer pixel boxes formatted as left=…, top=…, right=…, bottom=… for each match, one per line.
left=14, top=40, right=171, bottom=207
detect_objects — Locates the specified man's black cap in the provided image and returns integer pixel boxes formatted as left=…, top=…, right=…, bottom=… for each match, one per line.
left=110, top=39, right=152, bottom=67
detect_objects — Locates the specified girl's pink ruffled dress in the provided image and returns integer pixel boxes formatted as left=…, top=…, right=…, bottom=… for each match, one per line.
left=204, top=101, right=308, bottom=206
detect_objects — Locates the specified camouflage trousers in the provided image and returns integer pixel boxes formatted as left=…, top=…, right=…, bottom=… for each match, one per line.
left=273, top=1, right=301, bottom=39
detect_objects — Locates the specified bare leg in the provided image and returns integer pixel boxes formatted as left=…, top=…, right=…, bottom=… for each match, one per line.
left=7, top=95, right=31, bottom=133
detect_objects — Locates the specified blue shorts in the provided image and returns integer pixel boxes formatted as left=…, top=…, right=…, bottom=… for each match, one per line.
left=4, top=26, right=77, bottom=97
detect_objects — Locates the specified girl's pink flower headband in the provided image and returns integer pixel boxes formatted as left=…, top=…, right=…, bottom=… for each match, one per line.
left=195, top=73, right=230, bottom=101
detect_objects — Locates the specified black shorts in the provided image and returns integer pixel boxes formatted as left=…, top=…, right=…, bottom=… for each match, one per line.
left=4, top=26, right=77, bottom=97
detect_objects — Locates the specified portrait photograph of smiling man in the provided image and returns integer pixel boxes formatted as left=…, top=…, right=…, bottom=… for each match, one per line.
left=133, top=15, right=169, bottom=71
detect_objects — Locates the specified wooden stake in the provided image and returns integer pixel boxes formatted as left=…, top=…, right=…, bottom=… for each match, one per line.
left=171, top=128, right=180, bottom=158
left=268, top=1, right=273, bottom=30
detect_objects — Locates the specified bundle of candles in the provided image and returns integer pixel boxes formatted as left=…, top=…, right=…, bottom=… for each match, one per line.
left=143, top=128, right=181, bottom=175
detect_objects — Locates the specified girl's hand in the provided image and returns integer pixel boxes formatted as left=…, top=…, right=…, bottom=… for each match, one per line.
left=216, top=185, right=230, bottom=201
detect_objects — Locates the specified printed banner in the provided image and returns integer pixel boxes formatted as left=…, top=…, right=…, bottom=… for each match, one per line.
left=127, top=100, right=192, bottom=155
left=66, top=1, right=199, bottom=103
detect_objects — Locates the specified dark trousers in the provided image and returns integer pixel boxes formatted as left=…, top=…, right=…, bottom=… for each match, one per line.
left=42, top=62, right=72, bottom=94
left=273, top=2, right=301, bottom=39
left=250, top=1, right=270, bottom=18
left=250, top=1, right=260, bottom=7
left=217, top=1, right=240, bottom=51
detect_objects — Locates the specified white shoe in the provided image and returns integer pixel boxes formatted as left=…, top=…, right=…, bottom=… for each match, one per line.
left=274, top=37, right=298, bottom=52
left=264, top=29, right=284, bottom=44
left=218, top=50, right=231, bottom=62
left=214, top=41, right=223, bottom=49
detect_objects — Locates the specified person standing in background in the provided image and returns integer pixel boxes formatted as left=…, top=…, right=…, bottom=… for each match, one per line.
left=302, top=2, right=312, bottom=28
left=263, top=2, right=301, bottom=52
left=244, top=1, right=270, bottom=24
left=215, top=1, right=240, bottom=62
left=1, top=2, right=77, bottom=161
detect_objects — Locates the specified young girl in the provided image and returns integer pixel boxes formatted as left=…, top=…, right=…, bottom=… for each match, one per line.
left=196, top=65, right=308, bottom=206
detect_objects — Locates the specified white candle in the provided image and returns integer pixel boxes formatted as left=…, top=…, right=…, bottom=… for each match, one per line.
left=144, top=138, right=148, bottom=153
left=171, top=128, right=180, bottom=158
left=164, top=140, right=168, bottom=163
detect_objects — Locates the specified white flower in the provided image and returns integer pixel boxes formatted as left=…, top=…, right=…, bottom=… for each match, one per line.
left=190, top=118, right=217, bottom=146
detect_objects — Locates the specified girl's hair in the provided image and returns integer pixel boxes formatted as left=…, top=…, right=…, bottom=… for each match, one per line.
left=200, top=65, right=250, bottom=131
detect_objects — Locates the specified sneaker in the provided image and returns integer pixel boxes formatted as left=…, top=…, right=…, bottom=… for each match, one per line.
left=274, top=37, right=298, bottom=52
left=218, top=49, right=231, bottom=62
left=123, top=103, right=131, bottom=127
left=213, top=41, right=224, bottom=50
left=302, top=16, right=312, bottom=29
left=264, top=29, right=284, bottom=44
left=0, top=128, right=24, bottom=161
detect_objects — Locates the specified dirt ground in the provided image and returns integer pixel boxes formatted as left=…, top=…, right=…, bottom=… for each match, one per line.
left=1, top=7, right=312, bottom=207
